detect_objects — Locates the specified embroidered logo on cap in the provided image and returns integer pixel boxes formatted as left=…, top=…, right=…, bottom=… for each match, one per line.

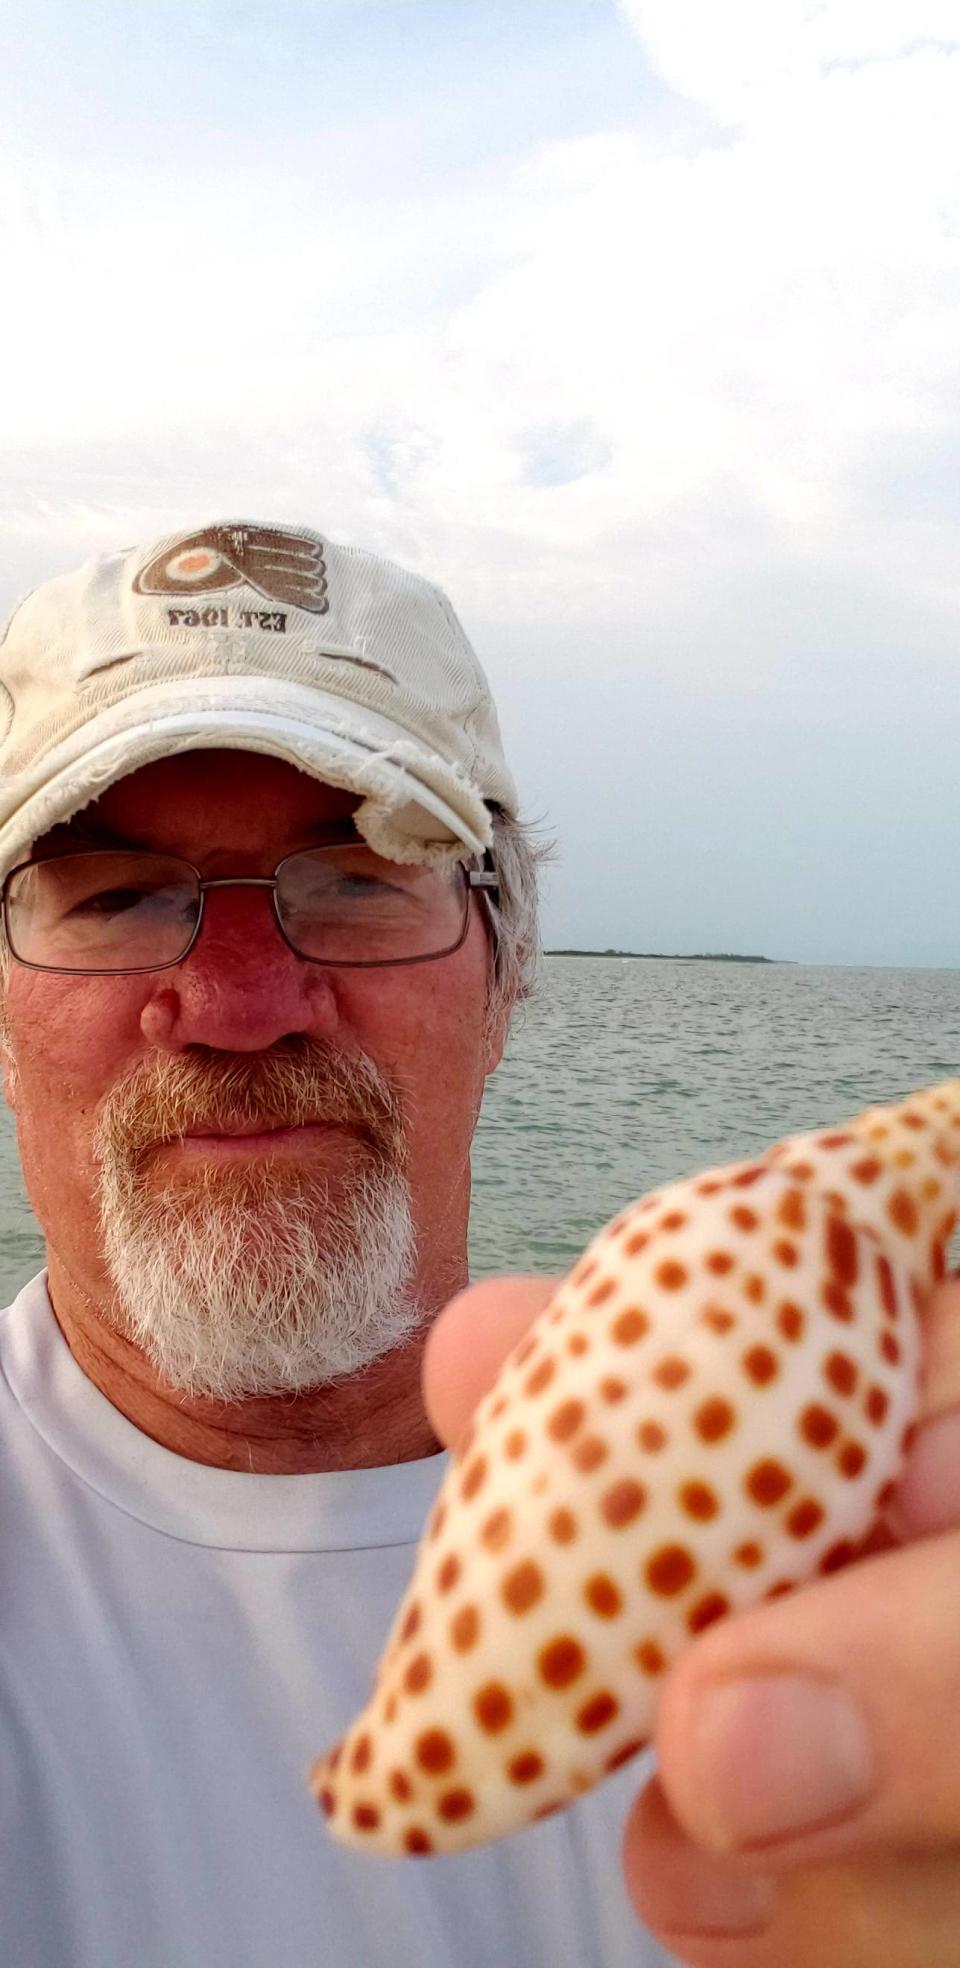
left=133, top=523, right=330, bottom=613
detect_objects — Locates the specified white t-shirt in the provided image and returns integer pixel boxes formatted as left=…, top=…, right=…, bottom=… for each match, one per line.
left=0, top=1276, right=678, bottom=1968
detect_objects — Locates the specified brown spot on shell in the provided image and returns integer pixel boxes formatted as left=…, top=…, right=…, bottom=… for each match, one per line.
left=824, top=1350, right=858, bottom=1397
left=611, top=1307, right=650, bottom=1345
left=389, top=1770, right=414, bottom=1802
left=577, top=1691, right=620, bottom=1733
left=481, top=1506, right=512, bottom=1551
left=540, top=1635, right=586, bottom=1688
left=405, top=1653, right=432, bottom=1695
left=474, top=1683, right=514, bottom=1733
left=549, top=1506, right=579, bottom=1543
left=774, top=1240, right=799, bottom=1267
left=826, top=1216, right=859, bottom=1288
left=637, top=1420, right=668, bottom=1451
left=851, top=1156, right=882, bottom=1184
left=405, top=1828, right=434, bottom=1855
left=777, top=1187, right=807, bottom=1230
left=599, top=1375, right=628, bottom=1402
left=547, top=1400, right=585, bottom=1442
left=524, top=1357, right=557, bottom=1397
left=508, top=1751, right=544, bottom=1785
left=606, top=1738, right=646, bottom=1773
left=888, top=1189, right=919, bottom=1237
left=587, top=1278, right=617, bottom=1307
left=451, top=1605, right=481, bottom=1651
left=572, top=1434, right=609, bottom=1473
left=730, top=1206, right=759, bottom=1231
left=400, top=1602, right=421, bottom=1643
left=777, top=1301, right=805, bottom=1341
left=743, top=1344, right=778, bottom=1386
left=655, top=1260, right=689, bottom=1291
left=688, top=1593, right=730, bottom=1633
left=787, top=1497, right=825, bottom=1539
left=461, top=1455, right=488, bottom=1503
left=694, top=1397, right=735, bottom=1443
left=416, top=1729, right=455, bottom=1775
left=706, top=1251, right=735, bottom=1275
left=746, top=1459, right=793, bottom=1506
left=567, top=1333, right=590, bottom=1357
left=702, top=1306, right=736, bottom=1334
left=876, top=1254, right=898, bottom=1318
left=865, top=1385, right=889, bottom=1426
left=838, top=1439, right=867, bottom=1479
left=504, top=1429, right=528, bottom=1459
left=634, top=1639, right=667, bottom=1674
left=653, top=1356, right=691, bottom=1390
left=820, top=1540, right=857, bottom=1574
left=646, top=1544, right=696, bottom=1595
left=584, top=1573, right=624, bottom=1618
left=601, top=1477, right=647, bottom=1527
left=353, top=1803, right=381, bottom=1832
left=502, top=1560, right=546, bottom=1615
left=437, top=1554, right=461, bottom=1593
left=438, top=1789, right=476, bottom=1822
left=823, top=1280, right=854, bottom=1321
left=680, top=1479, right=719, bottom=1521
left=734, top=1540, right=764, bottom=1567
left=801, top=1403, right=840, bottom=1448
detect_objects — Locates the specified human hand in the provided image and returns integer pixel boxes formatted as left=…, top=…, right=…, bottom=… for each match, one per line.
left=424, top=1274, right=960, bottom=1965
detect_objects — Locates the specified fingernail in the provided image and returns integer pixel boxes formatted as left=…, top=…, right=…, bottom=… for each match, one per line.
left=688, top=1675, right=875, bottom=1851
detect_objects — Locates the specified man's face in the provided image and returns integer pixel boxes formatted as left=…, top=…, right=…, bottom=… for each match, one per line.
left=1, top=749, right=507, bottom=1397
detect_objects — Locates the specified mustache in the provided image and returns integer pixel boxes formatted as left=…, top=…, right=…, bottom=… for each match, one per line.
left=93, top=1039, right=406, bottom=1169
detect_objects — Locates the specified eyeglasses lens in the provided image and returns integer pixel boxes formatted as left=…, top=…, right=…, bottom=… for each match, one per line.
left=4, top=848, right=469, bottom=971
left=4, top=854, right=201, bottom=971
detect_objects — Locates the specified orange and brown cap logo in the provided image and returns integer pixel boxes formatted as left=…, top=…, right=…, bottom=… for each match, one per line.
left=133, top=523, right=329, bottom=613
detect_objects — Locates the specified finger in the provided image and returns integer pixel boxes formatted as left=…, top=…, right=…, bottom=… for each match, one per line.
left=654, top=1525, right=960, bottom=1869
left=624, top=1776, right=960, bottom=1966
left=422, top=1276, right=557, bottom=1448
left=888, top=1274, right=960, bottom=1539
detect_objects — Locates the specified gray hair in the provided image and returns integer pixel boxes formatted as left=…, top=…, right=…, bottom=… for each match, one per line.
left=483, top=804, right=553, bottom=1033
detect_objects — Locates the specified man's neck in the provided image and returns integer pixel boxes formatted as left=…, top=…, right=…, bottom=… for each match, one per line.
left=43, top=1250, right=448, bottom=1473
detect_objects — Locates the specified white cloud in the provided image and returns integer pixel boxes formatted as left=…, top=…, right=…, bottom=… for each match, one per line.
left=617, top=0, right=960, bottom=122
left=3, top=2, right=960, bottom=957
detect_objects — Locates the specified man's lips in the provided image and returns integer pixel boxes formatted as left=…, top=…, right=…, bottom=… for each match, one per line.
left=168, top=1120, right=345, bottom=1154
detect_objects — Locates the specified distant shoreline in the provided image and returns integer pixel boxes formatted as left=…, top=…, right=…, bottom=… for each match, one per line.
left=544, top=950, right=779, bottom=963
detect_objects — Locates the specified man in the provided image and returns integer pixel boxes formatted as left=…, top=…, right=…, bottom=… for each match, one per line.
left=2, top=521, right=960, bottom=1968
left=0, top=520, right=667, bottom=1967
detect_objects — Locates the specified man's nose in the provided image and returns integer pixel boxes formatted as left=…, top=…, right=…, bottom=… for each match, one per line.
left=139, top=887, right=338, bottom=1053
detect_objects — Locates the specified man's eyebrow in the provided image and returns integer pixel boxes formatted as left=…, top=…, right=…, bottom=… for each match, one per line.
left=58, top=815, right=362, bottom=852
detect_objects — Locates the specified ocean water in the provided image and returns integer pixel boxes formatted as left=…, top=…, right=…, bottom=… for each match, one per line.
left=2, top=956, right=960, bottom=1304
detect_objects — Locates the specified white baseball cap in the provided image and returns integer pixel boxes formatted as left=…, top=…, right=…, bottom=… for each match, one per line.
left=0, top=519, right=518, bottom=879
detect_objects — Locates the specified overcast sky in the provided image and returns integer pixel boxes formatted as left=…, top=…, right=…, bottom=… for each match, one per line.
left=1, top=0, right=958, bottom=966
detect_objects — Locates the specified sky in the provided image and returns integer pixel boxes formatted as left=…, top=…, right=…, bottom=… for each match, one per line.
left=1, top=0, right=959, bottom=966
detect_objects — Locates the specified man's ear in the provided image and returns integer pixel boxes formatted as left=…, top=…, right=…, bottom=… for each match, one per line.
left=481, top=993, right=513, bottom=1080
left=0, top=1001, right=18, bottom=1111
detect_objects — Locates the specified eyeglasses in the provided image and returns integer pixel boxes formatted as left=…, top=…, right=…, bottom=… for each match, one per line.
left=1, top=845, right=499, bottom=975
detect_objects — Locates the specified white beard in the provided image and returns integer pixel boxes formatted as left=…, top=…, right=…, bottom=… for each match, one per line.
left=92, top=1046, right=420, bottom=1401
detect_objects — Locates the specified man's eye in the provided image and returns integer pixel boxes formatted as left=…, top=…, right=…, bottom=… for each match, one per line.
left=71, top=887, right=152, bottom=915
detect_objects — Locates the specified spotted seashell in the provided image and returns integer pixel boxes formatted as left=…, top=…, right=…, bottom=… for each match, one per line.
left=310, top=1081, right=960, bottom=1857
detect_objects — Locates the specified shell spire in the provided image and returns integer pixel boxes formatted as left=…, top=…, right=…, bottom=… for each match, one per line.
left=309, top=1080, right=960, bottom=1858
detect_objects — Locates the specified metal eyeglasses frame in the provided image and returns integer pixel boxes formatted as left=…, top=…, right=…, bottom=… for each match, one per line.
left=1, top=848, right=501, bottom=976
